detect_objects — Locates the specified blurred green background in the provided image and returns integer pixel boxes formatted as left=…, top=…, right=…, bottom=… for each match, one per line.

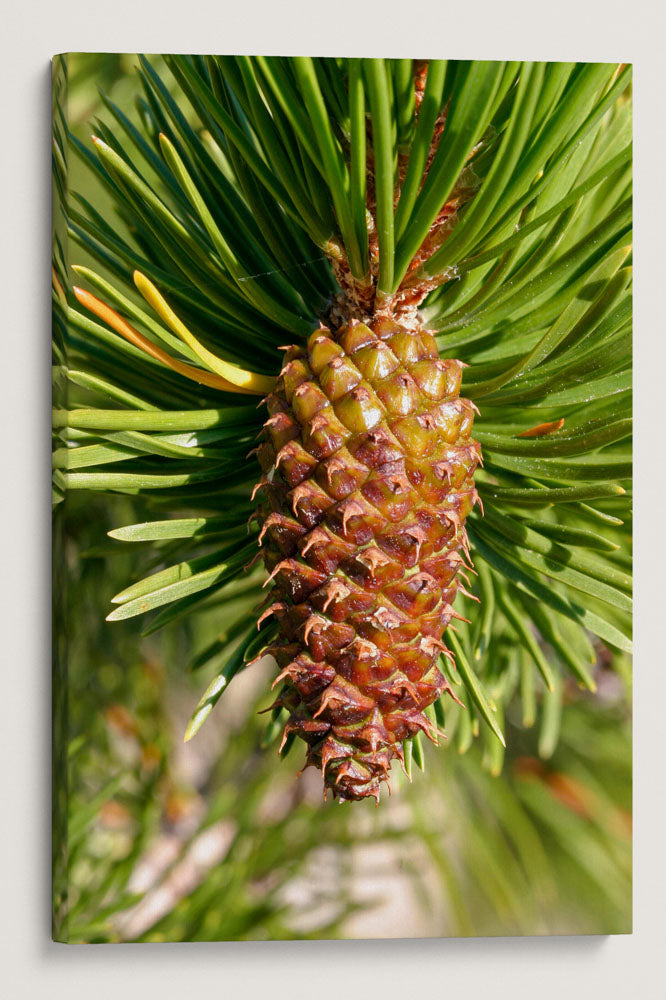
left=52, top=54, right=632, bottom=943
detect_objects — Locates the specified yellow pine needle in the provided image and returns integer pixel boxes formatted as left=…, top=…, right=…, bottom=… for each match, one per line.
left=52, top=267, right=67, bottom=306
left=72, top=286, right=249, bottom=393
left=133, top=271, right=275, bottom=395
left=518, top=418, right=565, bottom=438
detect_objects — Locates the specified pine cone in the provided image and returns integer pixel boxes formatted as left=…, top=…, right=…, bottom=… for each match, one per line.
left=255, top=316, right=481, bottom=801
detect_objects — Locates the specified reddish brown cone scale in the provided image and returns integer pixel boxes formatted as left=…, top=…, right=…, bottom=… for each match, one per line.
left=255, top=316, right=481, bottom=801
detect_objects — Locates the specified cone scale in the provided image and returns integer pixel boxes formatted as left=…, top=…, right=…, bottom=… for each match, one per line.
left=255, top=314, right=481, bottom=801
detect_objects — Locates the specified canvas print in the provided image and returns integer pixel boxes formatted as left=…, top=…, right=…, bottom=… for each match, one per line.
left=52, top=54, right=632, bottom=942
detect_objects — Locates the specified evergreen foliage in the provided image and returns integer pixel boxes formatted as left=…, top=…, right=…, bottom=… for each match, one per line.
left=52, top=56, right=632, bottom=786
